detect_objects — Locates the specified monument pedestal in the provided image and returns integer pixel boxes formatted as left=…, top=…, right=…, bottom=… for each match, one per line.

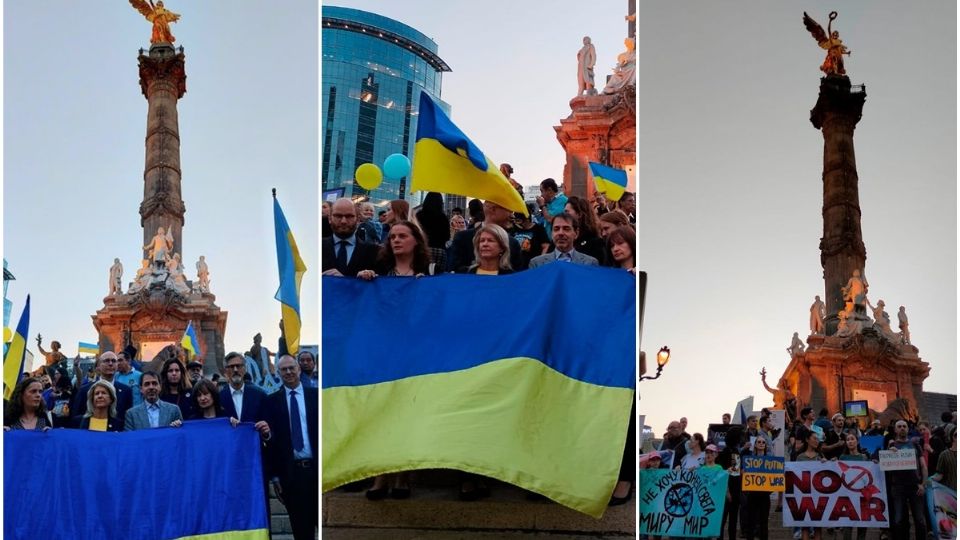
left=554, top=88, right=635, bottom=198
left=94, top=284, right=227, bottom=374
left=781, top=331, right=928, bottom=418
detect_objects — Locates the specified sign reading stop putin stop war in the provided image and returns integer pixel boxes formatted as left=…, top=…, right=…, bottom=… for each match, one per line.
left=639, top=467, right=729, bottom=538
left=743, top=455, right=785, bottom=492
left=784, top=461, right=889, bottom=527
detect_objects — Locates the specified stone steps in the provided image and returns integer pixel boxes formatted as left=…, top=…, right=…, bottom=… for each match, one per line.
left=322, top=475, right=634, bottom=537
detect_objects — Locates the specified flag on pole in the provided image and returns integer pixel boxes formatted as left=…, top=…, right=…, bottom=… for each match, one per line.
left=273, top=191, right=306, bottom=356
left=180, top=321, right=200, bottom=360
left=588, top=162, right=628, bottom=202
left=410, top=92, right=527, bottom=215
left=3, top=296, right=30, bottom=400
left=78, top=342, right=98, bottom=356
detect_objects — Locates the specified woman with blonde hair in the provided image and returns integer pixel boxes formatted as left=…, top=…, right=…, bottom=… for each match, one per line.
left=459, top=224, right=513, bottom=275
left=77, top=380, right=123, bottom=431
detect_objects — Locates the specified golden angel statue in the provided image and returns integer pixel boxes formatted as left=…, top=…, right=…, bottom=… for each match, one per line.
left=803, top=11, right=850, bottom=76
left=130, top=0, right=181, bottom=44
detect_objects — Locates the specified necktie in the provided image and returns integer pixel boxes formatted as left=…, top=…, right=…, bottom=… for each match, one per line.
left=559, top=252, right=572, bottom=262
left=336, top=240, right=348, bottom=272
left=289, top=390, right=304, bottom=451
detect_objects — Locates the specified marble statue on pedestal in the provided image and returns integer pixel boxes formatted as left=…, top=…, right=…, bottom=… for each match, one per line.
left=809, top=295, right=825, bottom=335
left=577, top=37, right=597, bottom=96
left=602, top=38, right=635, bottom=95
left=196, top=256, right=210, bottom=293
left=786, top=332, right=805, bottom=357
left=898, top=306, right=910, bottom=345
left=128, top=259, right=152, bottom=293
left=841, top=269, right=868, bottom=314
left=109, top=259, right=123, bottom=296
left=144, top=227, right=173, bottom=266
left=867, top=298, right=899, bottom=341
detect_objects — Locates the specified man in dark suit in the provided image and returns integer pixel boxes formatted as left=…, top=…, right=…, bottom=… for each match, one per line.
left=71, top=352, right=134, bottom=421
left=447, top=200, right=525, bottom=271
left=322, top=198, right=379, bottom=277
left=266, top=355, right=318, bottom=540
left=219, top=352, right=268, bottom=423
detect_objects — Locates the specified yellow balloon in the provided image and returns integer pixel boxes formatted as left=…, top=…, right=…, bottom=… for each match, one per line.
left=3, top=327, right=11, bottom=343
left=355, top=163, right=383, bottom=191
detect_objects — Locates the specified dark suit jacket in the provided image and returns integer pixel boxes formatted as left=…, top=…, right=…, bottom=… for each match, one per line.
left=265, top=385, right=319, bottom=481
left=70, top=380, right=134, bottom=422
left=73, top=415, right=124, bottom=432
left=322, top=236, right=380, bottom=277
left=220, top=384, right=269, bottom=423
left=446, top=227, right=524, bottom=272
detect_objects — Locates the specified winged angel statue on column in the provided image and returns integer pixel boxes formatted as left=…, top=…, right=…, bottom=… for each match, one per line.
left=129, top=0, right=181, bottom=44
left=803, top=12, right=851, bottom=76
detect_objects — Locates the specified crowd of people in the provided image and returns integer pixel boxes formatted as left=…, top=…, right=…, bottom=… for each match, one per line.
left=4, top=346, right=320, bottom=540
left=644, top=406, right=957, bottom=540
left=321, top=178, right=637, bottom=505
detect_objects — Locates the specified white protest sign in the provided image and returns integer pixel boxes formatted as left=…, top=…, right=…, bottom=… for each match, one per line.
left=878, top=448, right=918, bottom=471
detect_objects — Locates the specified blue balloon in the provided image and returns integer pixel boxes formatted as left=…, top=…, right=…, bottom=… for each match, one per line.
left=383, top=153, right=411, bottom=179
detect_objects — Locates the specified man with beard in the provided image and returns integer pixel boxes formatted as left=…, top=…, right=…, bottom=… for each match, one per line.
left=322, top=198, right=379, bottom=277
left=219, top=352, right=269, bottom=424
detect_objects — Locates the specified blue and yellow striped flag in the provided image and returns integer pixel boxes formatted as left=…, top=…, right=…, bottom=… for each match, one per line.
left=410, top=92, right=527, bottom=215
left=2, top=295, right=30, bottom=401
left=180, top=321, right=200, bottom=360
left=273, top=193, right=306, bottom=355
left=77, top=342, right=98, bottom=356
left=322, top=264, right=635, bottom=517
left=588, top=162, right=628, bottom=202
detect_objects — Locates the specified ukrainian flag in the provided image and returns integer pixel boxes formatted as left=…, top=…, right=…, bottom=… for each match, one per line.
left=273, top=193, right=306, bottom=355
left=78, top=342, right=99, bottom=356
left=180, top=322, right=200, bottom=360
left=4, top=419, right=269, bottom=539
left=588, top=162, right=628, bottom=202
left=322, top=264, right=636, bottom=517
left=410, top=92, right=527, bottom=215
left=2, top=296, right=29, bottom=401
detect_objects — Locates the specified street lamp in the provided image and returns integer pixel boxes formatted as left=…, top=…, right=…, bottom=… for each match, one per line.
left=640, top=346, right=670, bottom=381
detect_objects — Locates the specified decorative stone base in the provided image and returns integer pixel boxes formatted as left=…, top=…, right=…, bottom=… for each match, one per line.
left=778, top=328, right=928, bottom=418
left=93, top=285, right=227, bottom=375
left=554, top=87, right=635, bottom=199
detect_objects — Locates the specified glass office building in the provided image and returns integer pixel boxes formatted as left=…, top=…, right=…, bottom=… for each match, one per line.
left=322, top=6, right=454, bottom=208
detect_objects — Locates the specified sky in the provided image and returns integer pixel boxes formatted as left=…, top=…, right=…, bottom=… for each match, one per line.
left=323, top=0, right=633, bottom=194
left=3, top=1, right=319, bottom=363
left=638, top=2, right=957, bottom=439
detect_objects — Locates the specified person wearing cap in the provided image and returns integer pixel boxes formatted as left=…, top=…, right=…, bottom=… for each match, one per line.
left=186, top=360, right=203, bottom=387
left=822, top=413, right=847, bottom=460
left=702, top=444, right=722, bottom=470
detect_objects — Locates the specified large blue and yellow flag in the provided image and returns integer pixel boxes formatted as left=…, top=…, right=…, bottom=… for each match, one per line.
left=2, top=295, right=29, bottom=401
left=180, top=321, right=200, bottom=360
left=410, top=92, right=527, bottom=215
left=322, top=263, right=636, bottom=517
left=273, top=192, right=306, bottom=355
left=4, top=419, right=268, bottom=539
left=588, top=162, right=628, bottom=202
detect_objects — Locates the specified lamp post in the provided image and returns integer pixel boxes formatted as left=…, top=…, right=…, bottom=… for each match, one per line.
left=640, top=346, right=670, bottom=381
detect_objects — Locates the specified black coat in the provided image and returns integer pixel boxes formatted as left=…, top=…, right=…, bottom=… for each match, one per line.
left=322, top=236, right=380, bottom=277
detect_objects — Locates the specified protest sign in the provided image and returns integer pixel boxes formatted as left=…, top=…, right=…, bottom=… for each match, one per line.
left=859, top=435, right=884, bottom=457
left=708, top=423, right=731, bottom=448
left=742, top=455, right=785, bottom=492
left=927, top=480, right=957, bottom=540
left=783, top=461, right=889, bottom=527
left=639, top=467, right=728, bottom=538
left=770, top=409, right=786, bottom=457
left=879, top=448, right=918, bottom=471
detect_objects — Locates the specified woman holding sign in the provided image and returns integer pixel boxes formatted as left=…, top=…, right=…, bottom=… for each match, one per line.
left=742, top=438, right=772, bottom=540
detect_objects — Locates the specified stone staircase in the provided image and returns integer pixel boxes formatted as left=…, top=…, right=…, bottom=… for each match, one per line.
left=321, top=470, right=634, bottom=539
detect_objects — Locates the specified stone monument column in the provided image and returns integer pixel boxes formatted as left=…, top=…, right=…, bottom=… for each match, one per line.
left=810, top=76, right=866, bottom=335
left=138, top=44, right=187, bottom=259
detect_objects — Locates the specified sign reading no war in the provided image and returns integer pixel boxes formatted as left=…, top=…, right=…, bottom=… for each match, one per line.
left=784, top=461, right=889, bottom=527
left=743, top=455, right=785, bottom=492
left=639, top=467, right=729, bottom=538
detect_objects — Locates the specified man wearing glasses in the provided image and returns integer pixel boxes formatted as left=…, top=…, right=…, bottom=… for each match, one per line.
left=219, top=352, right=269, bottom=424
left=70, top=351, right=134, bottom=421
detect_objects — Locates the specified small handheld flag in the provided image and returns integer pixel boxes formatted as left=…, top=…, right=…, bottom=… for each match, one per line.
left=273, top=190, right=306, bottom=355
left=78, top=342, right=98, bottom=356
left=410, top=93, right=527, bottom=215
left=3, top=296, right=30, bottom=400
left=180, top=321, right=200, bottom=360
left=588, top=162, right=628, bottom=202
